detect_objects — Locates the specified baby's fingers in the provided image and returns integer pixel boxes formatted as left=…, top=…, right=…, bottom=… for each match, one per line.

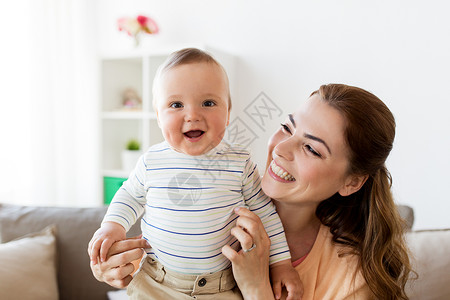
left=272, top=280, right=282, bottom=300
left=285, top=291, right=302, bottom=300
left=100, top=239, right=115, bottom=263
left=87, top=234, right=99, bottom=257
left=89, top=238, right=103, bottom=265
left=285, top=281, right=303, bottom=300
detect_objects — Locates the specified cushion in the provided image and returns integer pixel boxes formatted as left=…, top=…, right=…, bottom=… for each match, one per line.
left=406, top=229, right=450, bottom=299
left=0, top=203, right=142, bottom=300
left=0, top=226, right=59, bottom=300
left=397, top=204, right=414, bottom=230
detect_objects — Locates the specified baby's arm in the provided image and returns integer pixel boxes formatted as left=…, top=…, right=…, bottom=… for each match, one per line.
left=88, top=222, right=126, bottom=265
left=270, top=259, right=302, bottom=300
left=90, top=154, right=147, bottom=264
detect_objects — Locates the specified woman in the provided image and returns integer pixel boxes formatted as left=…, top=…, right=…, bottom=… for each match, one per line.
left=91, top=84, right=413, bottom=299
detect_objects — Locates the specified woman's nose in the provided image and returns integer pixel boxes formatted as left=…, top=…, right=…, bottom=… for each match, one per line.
left=273, top=135, right=294, bottom=161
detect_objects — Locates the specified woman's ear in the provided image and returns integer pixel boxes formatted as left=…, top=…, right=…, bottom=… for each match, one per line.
left=338, top=174, right=369, bottom=197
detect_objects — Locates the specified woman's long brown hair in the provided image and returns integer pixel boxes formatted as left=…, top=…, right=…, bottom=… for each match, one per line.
left=313, top=84, right=413, bottom=299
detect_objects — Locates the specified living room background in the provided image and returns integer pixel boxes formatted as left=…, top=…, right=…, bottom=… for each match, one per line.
left=1, top=0, right=449, bottom=230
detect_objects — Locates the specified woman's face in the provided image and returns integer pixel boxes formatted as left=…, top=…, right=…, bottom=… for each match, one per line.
left=261, top=94, right=352, bottom=205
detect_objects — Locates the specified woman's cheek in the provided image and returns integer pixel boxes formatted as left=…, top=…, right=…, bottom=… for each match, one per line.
left=266, top=130, right=283, bottom=169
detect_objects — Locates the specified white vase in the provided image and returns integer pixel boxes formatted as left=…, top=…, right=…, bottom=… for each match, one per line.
left=121, top=150, right=141, bottom=173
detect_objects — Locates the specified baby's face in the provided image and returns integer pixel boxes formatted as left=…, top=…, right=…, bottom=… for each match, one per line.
left=155, top=62, right=230, bottom=156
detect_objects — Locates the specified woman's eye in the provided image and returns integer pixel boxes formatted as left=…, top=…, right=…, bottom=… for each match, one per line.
left=170, top=102, right=183, bottom=108
left=306, top=145, right=321, bottom=157
left=203, top=100, right=216, bottom=107
left=280, top=123, right=292, bottom=134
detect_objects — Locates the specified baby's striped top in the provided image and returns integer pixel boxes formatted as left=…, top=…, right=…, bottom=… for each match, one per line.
left=103, top=140, right=290, bottom=274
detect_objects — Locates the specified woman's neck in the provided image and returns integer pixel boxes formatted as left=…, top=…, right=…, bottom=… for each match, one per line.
left=274, top=201, right=321, bottom=260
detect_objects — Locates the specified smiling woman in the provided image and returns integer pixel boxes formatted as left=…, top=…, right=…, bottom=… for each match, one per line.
left=224, top=84, right=413, bottom=300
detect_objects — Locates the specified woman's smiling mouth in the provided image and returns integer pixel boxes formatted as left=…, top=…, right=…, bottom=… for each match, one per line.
left=269, top=160, right=296, bottom=182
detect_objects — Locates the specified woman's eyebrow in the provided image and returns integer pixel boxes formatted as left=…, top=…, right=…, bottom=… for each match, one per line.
left=304, top=133, right=332, bottom=155
left=289, top=114, right=296, bottom=127
left=288, top=113, right=332, bottom=154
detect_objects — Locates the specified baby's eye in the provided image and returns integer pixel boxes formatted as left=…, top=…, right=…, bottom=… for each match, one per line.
left=203, top=100, right=216, bottom=107
left=170, top=102, right=183, bottom=108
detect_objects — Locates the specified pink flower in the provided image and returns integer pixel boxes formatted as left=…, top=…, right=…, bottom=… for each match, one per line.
left=136, top=15, right=148, bottom=26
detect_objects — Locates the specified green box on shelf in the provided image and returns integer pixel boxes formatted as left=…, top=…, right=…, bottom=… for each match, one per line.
left=103, top=176, right=127, bottom=204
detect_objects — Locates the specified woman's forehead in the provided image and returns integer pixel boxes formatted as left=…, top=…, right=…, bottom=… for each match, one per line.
left=293, top=95, right=348, bottom=155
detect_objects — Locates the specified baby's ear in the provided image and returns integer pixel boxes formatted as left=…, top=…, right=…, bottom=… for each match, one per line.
left=338, top=174, right=368, bottom=197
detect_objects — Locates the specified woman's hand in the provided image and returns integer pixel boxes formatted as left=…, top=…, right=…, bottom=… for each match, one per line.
left=90, top=236, right=148, bottom=289
left=222, top=207, right=275, bottom=300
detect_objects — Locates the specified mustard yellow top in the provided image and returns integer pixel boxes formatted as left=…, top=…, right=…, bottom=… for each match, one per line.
left=294, top=224, right=374, bottom=300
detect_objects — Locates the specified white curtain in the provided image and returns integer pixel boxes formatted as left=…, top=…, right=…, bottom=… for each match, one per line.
left=0, top=0, right=100, bottom=207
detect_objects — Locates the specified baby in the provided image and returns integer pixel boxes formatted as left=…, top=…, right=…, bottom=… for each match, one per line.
left=89, top=48, right=300, bottom=299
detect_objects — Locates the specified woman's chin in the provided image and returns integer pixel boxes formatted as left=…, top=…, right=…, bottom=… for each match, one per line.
left=261, top=173, right=281, bottom=199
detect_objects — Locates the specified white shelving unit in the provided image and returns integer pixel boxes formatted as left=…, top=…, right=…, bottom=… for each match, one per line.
left=100, top=45, right=235, bottom=203
left=101, top=55, right=164, bottom=178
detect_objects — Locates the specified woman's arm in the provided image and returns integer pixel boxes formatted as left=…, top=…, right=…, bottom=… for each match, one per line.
left=90, top=237, right=148, bottom=289
left=222, top=207, right=275, bottom=300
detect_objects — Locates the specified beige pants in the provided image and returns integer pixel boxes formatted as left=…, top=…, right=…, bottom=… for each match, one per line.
left=127, top=257, right=243, bottom=299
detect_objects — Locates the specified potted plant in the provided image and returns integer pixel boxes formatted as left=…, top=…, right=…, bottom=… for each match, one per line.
left=122, top=139, right=141, bottom=172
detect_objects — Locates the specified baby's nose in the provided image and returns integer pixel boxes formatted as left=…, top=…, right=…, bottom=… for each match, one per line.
left=185, top=107, right=202, bottom=122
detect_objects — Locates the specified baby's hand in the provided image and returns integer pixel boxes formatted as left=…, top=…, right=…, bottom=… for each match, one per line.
left=88, top=222, right=126, bottom=265
left=270, top=259, right=303, bottom=300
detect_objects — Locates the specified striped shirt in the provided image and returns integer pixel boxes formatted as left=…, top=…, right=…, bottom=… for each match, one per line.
left=103, top=140, right=290, bottom=274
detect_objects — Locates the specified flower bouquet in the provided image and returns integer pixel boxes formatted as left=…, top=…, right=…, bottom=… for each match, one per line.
left=118, top=15, right=159, bottom=46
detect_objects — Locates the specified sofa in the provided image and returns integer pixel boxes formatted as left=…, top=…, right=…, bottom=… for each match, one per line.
left=0, top=203, right=449, bottom=300
left=0, top=204, right=142, bottom=300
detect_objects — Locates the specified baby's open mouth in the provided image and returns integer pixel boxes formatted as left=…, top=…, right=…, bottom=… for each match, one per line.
left=184, top=130, right=205, bottom=138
